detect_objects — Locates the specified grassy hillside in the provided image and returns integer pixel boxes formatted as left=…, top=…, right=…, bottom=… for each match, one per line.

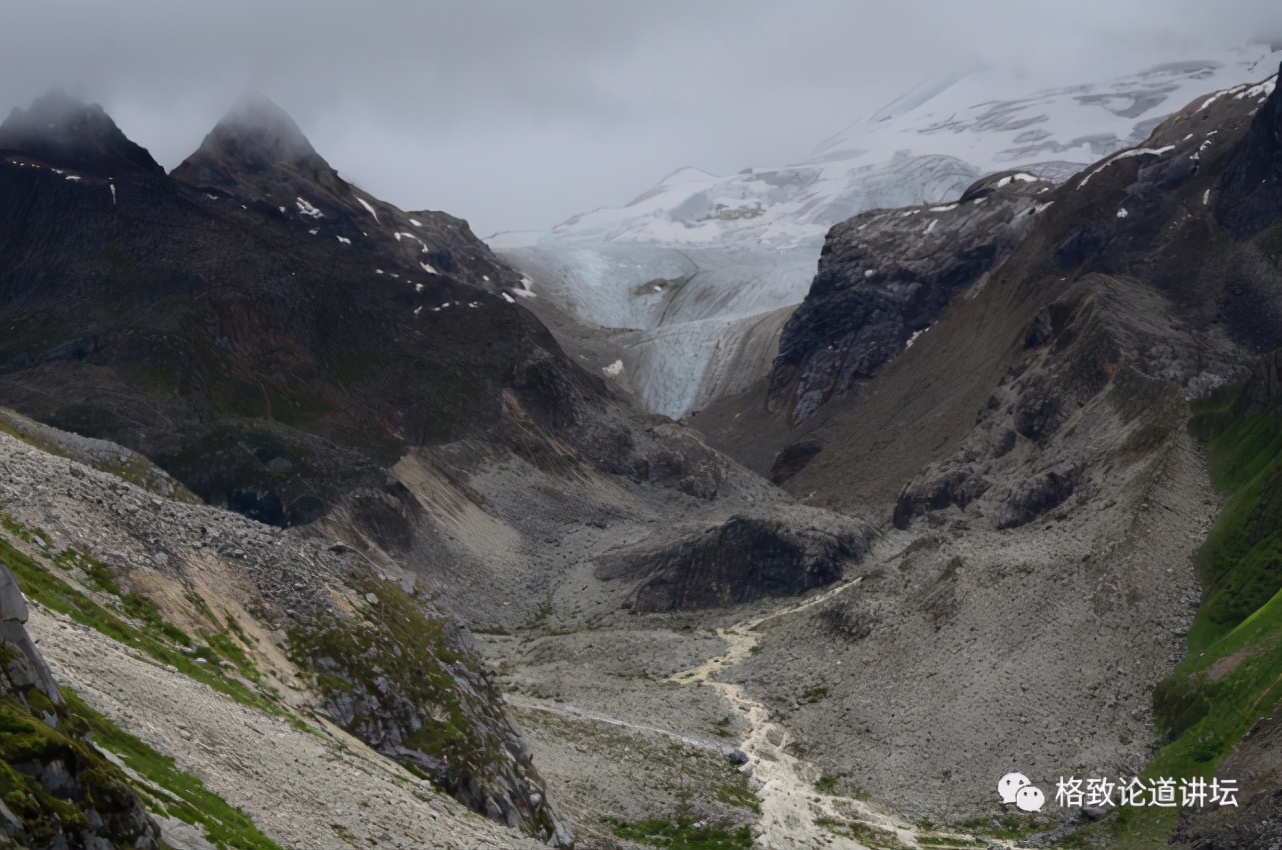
left=1094, top=378, right=1282, bottom=848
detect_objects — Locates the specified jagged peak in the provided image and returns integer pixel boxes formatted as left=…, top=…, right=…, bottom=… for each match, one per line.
left=0, top=88, right=162, bottom=177
left=212, top=91, right=320, bottom=163
left=172, top=91, right=338, bottom=194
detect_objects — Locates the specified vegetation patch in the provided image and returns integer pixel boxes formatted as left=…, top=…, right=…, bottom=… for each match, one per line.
left=916, top=837, right=986, bottom=849
left=0, top=516, right=286, bottom=719
left=814, top=816, right=912, bottom=850
left=58, top=690, right=283, bottom=850
left=608, top=807, right=753, bottom=850
left=286, top=577, right=479, bottom=771
left=0, top=694, right=146, bottom=849
left=714, top=773, right=760, bottom=815
left=814, top=772, right=840, bottom=793
left=284, top=572, right=562, bottom=835
left=1080, top=382, right=1282, bottom=849
left=1187, top=406, right=1282, bottom=649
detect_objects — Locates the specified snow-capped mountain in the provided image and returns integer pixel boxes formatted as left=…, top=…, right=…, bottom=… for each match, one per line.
left=492, top=44, right=1282, bottom=420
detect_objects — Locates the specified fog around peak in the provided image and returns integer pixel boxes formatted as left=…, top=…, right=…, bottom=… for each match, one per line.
left=2, top=0, right=1280, bottom=234
left=204, top=91, right=321, bottom=162
left=0, top=86, right=164, bottom=176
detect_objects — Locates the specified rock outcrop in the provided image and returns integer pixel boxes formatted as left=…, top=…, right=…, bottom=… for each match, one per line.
left=1, top=565, right=162, bottom=850
left=768, top=170, right=1055, bottom=426
left=0, top=89, right=163, bottom=178
left=0, top=568, right=60, bottom=701
left=597, top=513, right=871, bottom=613
left=287, top=577, right=571, bottom=844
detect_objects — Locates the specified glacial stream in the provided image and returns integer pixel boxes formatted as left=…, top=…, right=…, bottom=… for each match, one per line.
left=670, top=579, right=1026, bottom=850
left=671, top=579, right=917, bottom=849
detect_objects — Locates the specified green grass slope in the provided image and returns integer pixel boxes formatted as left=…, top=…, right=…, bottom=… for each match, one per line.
left=1090, top=376, right=1282, bottom=848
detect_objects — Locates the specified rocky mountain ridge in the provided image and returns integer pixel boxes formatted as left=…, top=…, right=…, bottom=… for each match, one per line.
left=0, top=88, right=885, bottom=848
left=683, top=60, right=1282, bottom=845
left=3, top=50, right=1282, bottom=850
left=493, top=45, right=1282, bottom=421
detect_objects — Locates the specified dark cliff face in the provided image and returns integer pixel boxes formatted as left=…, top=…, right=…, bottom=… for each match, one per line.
left=1215, top=65, right=1282, bottom=237
left=596, top=515, right=870, bottom=613
left=889, top=71, right=1282, bottom=527
left=759, top=67, right=1282, bottom=509
left=0, top=89, right=163, bottom=178
left=0, top=92, right=585, bottom=527
left=768, top=170, right=1055, bottom=425
left=1, top=566, right=162, bottom=850
left=0, top=91, right=593, bottom=840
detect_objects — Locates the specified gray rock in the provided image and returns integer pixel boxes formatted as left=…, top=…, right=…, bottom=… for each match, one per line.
left=1, top=565, right=61, bottom=702
left=0, top=565, right=29, bottom=623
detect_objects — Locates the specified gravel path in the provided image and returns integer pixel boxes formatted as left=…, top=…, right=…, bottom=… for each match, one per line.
left=506, top=695, right=735, bottom=757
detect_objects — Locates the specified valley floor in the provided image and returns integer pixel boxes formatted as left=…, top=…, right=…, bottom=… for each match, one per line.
left=478, top=425, right=1217, bottom=849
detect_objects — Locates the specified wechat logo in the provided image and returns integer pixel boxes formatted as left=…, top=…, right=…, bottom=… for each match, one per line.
left=999, top=772, right=1045, bottom=812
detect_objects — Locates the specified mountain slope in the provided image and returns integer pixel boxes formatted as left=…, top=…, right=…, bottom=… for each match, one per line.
left=495, top=45, right=1282, bottom=421
left=0, top=90, right=889, bottom=845
left=0, top=91, right=591, bottom=841
left=7, top=52, right=1282, bottom=849
left=1, top=93, right=538, bottom=524
left=686, top=61, right=1282, bottom=844
left=0, top=420, right=552, bottom=848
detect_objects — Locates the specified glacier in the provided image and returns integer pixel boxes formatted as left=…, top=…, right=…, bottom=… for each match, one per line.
left=491, top=45, right=1282, bottom=420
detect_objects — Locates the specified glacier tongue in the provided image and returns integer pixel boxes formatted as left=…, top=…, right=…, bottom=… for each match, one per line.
left=493, top=45, right=1282, bottom=421
left=503, top=242, right=820, bottom=418
left=614, top=306, right=796, bottom=418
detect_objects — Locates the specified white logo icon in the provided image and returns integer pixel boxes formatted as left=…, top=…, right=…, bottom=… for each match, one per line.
left=1016, top=785, right=1045, bottom=812
left=998, top=772, right=1031, bottom=804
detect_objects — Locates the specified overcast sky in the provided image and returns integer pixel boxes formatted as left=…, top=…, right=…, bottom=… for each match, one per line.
left=1, top=1, right=1279, bottom=235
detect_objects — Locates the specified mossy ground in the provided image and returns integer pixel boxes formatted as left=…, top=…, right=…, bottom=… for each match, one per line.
left=813, top=816, right=913, bottom=850
left=0, top=516, right=287, bottom=848
left=1187, top=407, right=1282, bottom=650
left=951, top=813, right=1060, bottom=843
left=713, top=776, right=760, bottom=816
left=287, top=572, right=568, bottom=835
left=0, top=693, right=136, bottom=848
left=609, top=799, right=754, bottom=850
left=1, top=653, right=280, bottom=850
left=286, top=574, right=483, bottom=773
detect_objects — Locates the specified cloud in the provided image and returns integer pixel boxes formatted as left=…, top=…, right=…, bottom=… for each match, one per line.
left=2, top=0, right=1279, bottom=234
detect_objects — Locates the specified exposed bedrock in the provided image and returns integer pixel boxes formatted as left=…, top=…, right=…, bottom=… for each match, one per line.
left=596, top=515, right=871, bottom=613
left=769, top=171, right=1055, bottom=425
left=1, top=564, right=162, bottom=850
